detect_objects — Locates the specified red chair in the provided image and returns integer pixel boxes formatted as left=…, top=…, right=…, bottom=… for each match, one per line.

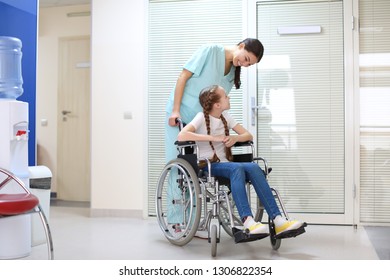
left=0, top=168, right=53, bottom=260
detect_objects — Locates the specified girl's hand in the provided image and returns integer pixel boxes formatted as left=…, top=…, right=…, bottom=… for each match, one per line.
left=222, top=135, right=238, bottom=147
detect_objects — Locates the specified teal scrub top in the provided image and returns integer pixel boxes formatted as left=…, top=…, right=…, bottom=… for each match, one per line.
left=165, top=44, right=235, bottom=122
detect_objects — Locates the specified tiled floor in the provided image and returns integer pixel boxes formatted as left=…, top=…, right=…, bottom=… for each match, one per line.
left=20, top=204, right=386, bottom=260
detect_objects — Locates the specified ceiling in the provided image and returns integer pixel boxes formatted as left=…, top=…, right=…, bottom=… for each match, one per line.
left=39, top=0, right=91, bottom=8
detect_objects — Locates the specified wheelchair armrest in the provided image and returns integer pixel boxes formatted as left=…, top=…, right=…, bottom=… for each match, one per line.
left=175, top=141, right=198, bottom=158
left=233, top=141, right=253, bottom=147
left=232, top=141, right=254, bottom=162
left=175, top=140, right=196, bottom=146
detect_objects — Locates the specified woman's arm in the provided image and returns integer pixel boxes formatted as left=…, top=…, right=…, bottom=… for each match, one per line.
left=168, top=69, right=193, bottom=126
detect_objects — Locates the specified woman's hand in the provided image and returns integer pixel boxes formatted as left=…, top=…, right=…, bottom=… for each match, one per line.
left=168, top=111, right=181, bottom=126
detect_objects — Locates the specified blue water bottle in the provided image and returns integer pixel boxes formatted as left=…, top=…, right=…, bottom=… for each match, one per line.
left=0, top=36, right=23, bottom=99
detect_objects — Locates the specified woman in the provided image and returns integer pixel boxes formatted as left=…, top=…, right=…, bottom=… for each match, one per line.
left=165, top=38, right=264, bottom=163
left=177, top=85, right=305, bottom=236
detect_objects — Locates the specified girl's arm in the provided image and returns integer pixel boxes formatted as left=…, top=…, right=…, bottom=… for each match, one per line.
left=177, top=124, right=226, bottom=142
left=222, top=123, right=253, bottom=147
left=168, top=69, right=193, bottom=126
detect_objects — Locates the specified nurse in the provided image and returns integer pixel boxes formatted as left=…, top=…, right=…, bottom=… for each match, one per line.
left=164, top=38, right=264, bottom=231
left=165, top=38, right=264, bottom=162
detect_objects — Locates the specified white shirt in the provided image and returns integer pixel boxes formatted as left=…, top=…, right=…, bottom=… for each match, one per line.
left=189, top=111, right=237, bottom=162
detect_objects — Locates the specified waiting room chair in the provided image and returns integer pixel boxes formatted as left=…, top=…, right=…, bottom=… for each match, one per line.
left=0, top=167, right=53, bottom=260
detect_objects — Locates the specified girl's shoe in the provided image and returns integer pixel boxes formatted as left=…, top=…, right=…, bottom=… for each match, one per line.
left=275, top=220, right=304, bottom=236
left=244, top=216, right=268, bottom=234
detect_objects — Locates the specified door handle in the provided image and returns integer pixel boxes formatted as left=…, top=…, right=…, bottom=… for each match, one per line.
left=251, top=97, right=261, bottom=126
left=62, top=110, right=72, bottom=122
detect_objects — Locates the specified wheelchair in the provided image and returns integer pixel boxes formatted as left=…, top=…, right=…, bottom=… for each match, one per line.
left=156, top=124, right=305, bottom=257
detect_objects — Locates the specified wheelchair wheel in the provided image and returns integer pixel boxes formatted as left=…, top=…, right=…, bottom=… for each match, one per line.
left=156, top=158, right=202, bottom=246
left=210, top=224, right=217, bottom=257
left=268, top=218, right=281, bottom=250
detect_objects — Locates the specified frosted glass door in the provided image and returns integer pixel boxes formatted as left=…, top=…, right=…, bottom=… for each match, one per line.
left=255, top=0, right=349, bottom=223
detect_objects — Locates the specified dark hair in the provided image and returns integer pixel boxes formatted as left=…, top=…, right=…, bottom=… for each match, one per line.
left=199, top=85, right=220, bottom=113
left=234, top=38, right=264, bottom=89
left=199, top=85, right=233, bottom=162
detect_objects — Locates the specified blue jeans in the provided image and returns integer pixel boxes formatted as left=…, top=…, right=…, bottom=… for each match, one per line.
left=209, top=162, right=281, bottom=220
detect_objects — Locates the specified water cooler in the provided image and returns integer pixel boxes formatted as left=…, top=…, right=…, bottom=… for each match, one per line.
left=0, top=36, right=32, bottom=259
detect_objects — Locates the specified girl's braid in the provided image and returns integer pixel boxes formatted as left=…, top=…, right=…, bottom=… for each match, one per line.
left=204, top=97, right=220, bottom=163
left=220, top=114, right=233, bottom=161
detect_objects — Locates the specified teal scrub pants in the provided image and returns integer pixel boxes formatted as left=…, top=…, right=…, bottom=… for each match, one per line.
left=164, top=112, right=197, bottom=224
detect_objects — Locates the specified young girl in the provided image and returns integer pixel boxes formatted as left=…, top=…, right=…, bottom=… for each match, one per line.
left=177, top=85, right=305, bottom=236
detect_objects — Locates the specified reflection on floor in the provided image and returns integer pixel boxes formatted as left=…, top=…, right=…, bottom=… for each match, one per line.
left=22, top=203, right=388, bottom=260
left=364, top=226, right=390, bottom=260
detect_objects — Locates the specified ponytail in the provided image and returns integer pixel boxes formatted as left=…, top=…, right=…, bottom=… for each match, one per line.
left=234, top=66, right=241, bottom=90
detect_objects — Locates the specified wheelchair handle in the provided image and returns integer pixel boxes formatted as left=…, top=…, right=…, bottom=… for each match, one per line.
left=175, top=118, right=186, bottom=131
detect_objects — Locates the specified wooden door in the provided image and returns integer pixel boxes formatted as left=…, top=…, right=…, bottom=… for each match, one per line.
left=57, top=36, right=91, bottom=202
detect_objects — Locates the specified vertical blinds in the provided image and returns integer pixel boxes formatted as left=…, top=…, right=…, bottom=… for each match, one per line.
left=148, top=0, right=243, bottom=216
left=359, top=0, right=390, bottom=223
left=256, top=0, right=345, bottom=213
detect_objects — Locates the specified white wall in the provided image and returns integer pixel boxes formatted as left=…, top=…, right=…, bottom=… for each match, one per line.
left=90, top=0, right=146, bottom=216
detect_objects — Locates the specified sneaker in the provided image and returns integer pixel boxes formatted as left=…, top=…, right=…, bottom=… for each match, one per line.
left=172, top=224, right=182, bottom=233
left=275, top=220, right=304, bottom=236
left=243, top=216, right=268, bottom=234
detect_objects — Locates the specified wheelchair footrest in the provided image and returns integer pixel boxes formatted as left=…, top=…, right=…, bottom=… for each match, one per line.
left=275, top=222, right=307, bottom=240
left=232, top=227, right=269, bottom=244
